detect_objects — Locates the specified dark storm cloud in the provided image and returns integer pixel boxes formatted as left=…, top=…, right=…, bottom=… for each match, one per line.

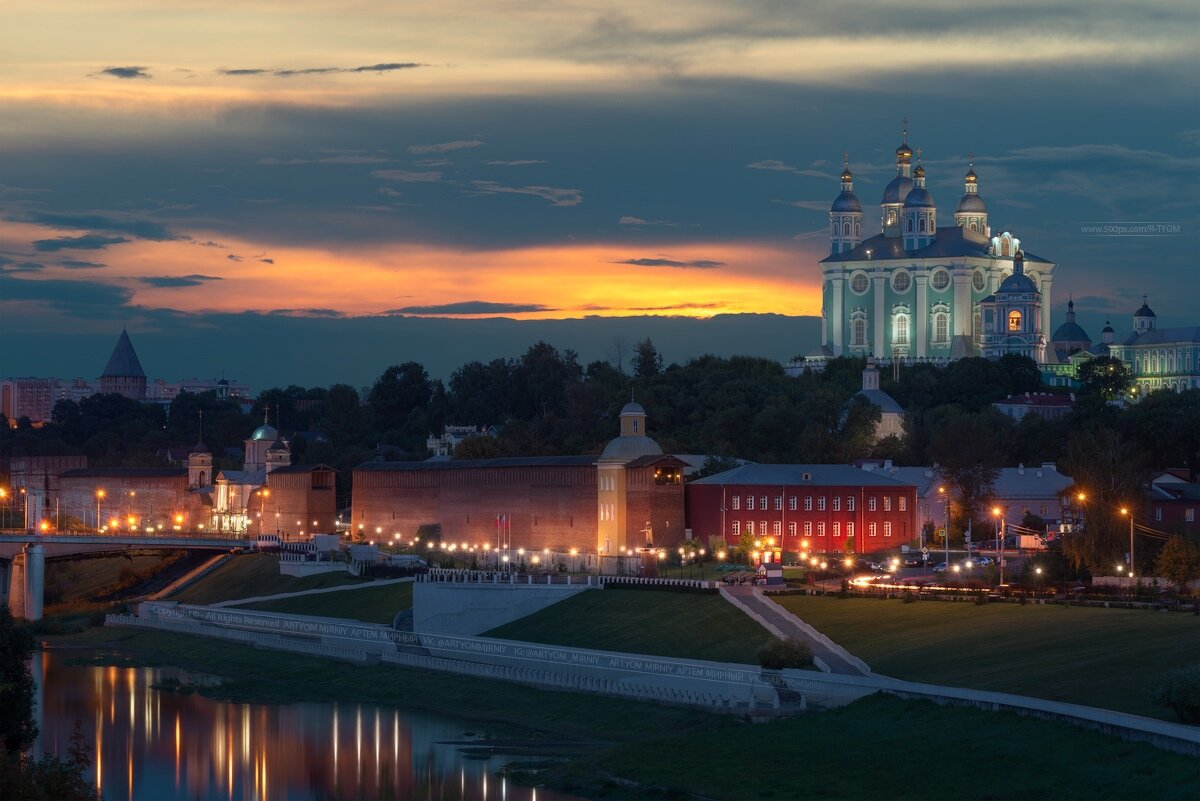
left=615, top=257, right=725, bottom=269
left=22, top=211, right=177, bottom=241
left=387, top=301, right=557, bottom=315
left=0, top=272, right=134, bottom=317
left=59, top=260, right=106, bottom=269
left=99, top=66, right=151, bottom=79
left=139, top=274, right=223, bottom=288
left=33, top=234, right=130, bottom=252
left=219, top=62, right=423, bottom=77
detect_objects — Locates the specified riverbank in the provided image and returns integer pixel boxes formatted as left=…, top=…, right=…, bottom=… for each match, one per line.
left=43, top=626, right=1200, bottom=801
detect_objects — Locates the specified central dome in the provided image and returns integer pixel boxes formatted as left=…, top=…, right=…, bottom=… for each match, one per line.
left=251, top=424, right=279, bottom=441
left=881, top=175, right=913, bottom=204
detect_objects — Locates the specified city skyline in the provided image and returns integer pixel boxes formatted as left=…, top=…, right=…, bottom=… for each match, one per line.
left=1, top=1, right=1197, bottom=383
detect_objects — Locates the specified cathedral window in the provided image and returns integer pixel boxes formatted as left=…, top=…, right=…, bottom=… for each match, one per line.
left=918, top=218, right=926, bottom=232
left=1008, top=310, right=1023, bottom=332
left=973, top=270, right=986, bottom=291
left=892, top=271, right=911, bottom=293
left=855, top=221, right=861, bottom=237
left=907, top=218, right=914, bottom=232
left=933, top=312, right=949, bottom=344
left=843, top=222, right=850, bottom=236
left=850, top=272, right=869, bottom=294
left=851, top=319, right=866, bottom=347
left=930, top=269, right=950, bottom=291
left=893, top=313, right=909, bottom=345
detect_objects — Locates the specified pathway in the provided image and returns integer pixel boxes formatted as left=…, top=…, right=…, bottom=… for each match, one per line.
left=720, top=585, right=870, bottom=676
left=212, top=576, right=414, bottom=608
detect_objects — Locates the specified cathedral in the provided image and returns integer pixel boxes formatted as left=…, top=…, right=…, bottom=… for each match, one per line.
left=812, top=124, right=1055, bottom=364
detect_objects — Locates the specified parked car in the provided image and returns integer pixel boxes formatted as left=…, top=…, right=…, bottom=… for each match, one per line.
left=932, top=562, right=948, bottom=574
left=974, top=556, right=994, bottom=567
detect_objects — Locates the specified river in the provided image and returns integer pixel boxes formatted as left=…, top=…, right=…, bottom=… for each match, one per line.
left=33, top=649, right=584, bottom=801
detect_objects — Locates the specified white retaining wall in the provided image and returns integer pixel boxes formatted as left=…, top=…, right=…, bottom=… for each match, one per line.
left=414, top=581, right=593, bottom=636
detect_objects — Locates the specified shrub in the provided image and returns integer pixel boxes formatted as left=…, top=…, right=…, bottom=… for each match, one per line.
left=757, top=636, right=812, bottom=670
left=1151, top=664, right=1200, bottom=724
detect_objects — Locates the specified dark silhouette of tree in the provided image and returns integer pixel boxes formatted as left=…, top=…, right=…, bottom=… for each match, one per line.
left=633, top=338, right=663, bottom=378
left=1078, top=356, right=1132, bottom=399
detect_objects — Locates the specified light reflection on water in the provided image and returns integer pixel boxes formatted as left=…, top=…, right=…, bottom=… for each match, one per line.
left=35, top=649, right=581, bottom=801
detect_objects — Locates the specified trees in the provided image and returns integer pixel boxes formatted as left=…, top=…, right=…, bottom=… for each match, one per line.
left=1155, top=537, right=1200, bottom=592
left=0, top=607, right=36, bottom=754
left=1060, top=427, right=1150, bottom=570
left=633, top=338, right=663, bottom=378
left=1078, top=356, right=1132, bottom=399
left=927, top=413, right=1004, bottom=529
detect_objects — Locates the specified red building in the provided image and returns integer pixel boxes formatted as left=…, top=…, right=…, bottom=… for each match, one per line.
left=685, top=464, right=918, bottom=556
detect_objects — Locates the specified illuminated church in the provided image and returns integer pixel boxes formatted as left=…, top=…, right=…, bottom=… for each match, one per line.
left=811, top=124, right=1055, bottom=364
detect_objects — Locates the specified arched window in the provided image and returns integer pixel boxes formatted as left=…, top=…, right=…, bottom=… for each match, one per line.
left=970, top=221, right=978, bottom=232
left=907, top=218, right=914, bottom=232
left=918, top=218, right=926, bottom=232
left=1008, top=310, right=1022, bottom=332
left=893, top=314, right=909, bottom=345
left=934, top=313, right=949, bottom=344
left=851, top=318, right=866, bottom=347
left=198, top=471, right=207, bottom=486
left=843, top=221, right=850, bottom=236
left=855, top=221, right=860, bottom=237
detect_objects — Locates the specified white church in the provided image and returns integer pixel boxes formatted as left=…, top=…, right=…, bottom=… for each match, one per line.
left=806, top=124, right=1055, bottom=365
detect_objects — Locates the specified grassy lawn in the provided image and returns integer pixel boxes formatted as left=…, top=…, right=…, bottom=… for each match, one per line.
left=168, top=554, right=365, bottom=604
left=484, top=588, right=772, bottom=664
left=772, top=595, right=1200, bottom=719
left=49, top=626, right=1200, bottom=801
left=232, top=581, right=413, bottom=624
left=45, top=552, right=182, bottom=605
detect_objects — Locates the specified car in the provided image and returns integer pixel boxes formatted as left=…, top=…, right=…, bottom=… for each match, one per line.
left=932, top=562, right=948, bottom=574
left=974, top=556, right=994, bottom=567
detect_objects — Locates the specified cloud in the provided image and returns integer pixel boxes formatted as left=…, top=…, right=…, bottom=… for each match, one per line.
left=220, top=62, right=423, bottom=77
left=614, top=257, right=725, bottom=269
left=258, top=257, right=274, bottom=264
left=266, top=308, right=346, bottom=318
left=226, top=254, right=243, bottom=261
left=99, top=66, right=151, bottom=79
left=1, top=261, right=46, bottom=273
left=372, top=169, right=444, bottom=183
left=58, top=260, right=106, bottom=270
left=0, top=273, right=134, bottom=318
left=408, top=139, right=485, bottom=154
left=618, top=215, right=679, bottom=227
left=22, top=211, right=177, bottom=241
left=773, top=200, right=832, bottom=211
left=486, top=160, right=548, bottom=166
left=33, top=234, right=130, bottom=252
left=747, top=160, right=836, bottom=179
left=139, top=274, right=223, bottom=288
left=413, top=158, right=452, bottom=167
left=469, top=181, right=582, bottom=207
left=257, top=155, right=391, bottom=165
left=387, top=300, right=555, bottom=316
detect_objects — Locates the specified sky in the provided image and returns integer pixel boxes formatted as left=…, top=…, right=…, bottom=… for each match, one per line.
left=1, top=1, right=1197, bottom=386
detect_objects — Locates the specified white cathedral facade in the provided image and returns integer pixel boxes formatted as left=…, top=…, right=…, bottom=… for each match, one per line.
left=811, top=128, right=1055, bottom=364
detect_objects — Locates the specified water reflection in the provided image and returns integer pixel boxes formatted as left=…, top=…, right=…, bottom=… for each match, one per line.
left=36, top=649, right=580, bottom=801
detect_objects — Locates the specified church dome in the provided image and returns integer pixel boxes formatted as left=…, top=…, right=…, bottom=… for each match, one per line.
left=955, top=193, right=987, bottom=213
left=903, top=186, right=935, bottom=209
left=600, top=435, right=663, bottom=462
left=251, top=424, right=279, bottom=441
left=620, top=401, right=645, bottom=416
left=831, top=190, right=862, bottom=213
left=1102, top=321, right=1114, bottom=334
left=1134, top=301, right=1156, bottom=318
left=881, top=175, right=913, bottom=204
left=998, top=272, right=1038, bottom=294
left=896, top=142, right=913, bottom=159
left=266, top=439, right=288, bottom=453
left=189, top=440, right=210, bottom=455
left=1052, top=320, right=1090, bottom=343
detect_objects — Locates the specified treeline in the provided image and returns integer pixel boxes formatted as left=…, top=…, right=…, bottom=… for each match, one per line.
left=2, top=342, right=1198, bottom=540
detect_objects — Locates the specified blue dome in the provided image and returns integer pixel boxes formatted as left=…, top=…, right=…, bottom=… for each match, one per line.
left=998, top=272, right=1038, bottom=293
left=1135, top=302, right=1156, bottom=318
left=600, top=435, right=662, bottom=462
left=903, top=186, right=935, bottom=208
left=831, top=191, right=862, bottom=213
left=620, top=401, right=645, bottom=416
left=955, top=193, right=987, bottom=213
left=881, top=175, right=913, bottom=204
left=251, top=424, right=279, bottom=441
left=1052, top=321, right=1090, bottom=343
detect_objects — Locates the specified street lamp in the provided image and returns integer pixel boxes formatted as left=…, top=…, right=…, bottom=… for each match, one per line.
left=1120, top=507, right=1134, bottom=579
left=96, top=489, right=106, bottom=531
left=938, top=486, right=950, bottom=573
left=992, top=505, right=1006, bottom=587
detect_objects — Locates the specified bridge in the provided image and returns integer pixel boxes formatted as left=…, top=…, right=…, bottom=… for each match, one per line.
left=1, top=532, right=252, bottom=622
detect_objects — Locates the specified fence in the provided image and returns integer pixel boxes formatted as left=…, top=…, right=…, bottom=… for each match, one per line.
left=420, top=568, right=714, bottom=590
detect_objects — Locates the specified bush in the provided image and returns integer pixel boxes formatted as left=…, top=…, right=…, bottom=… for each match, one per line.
left=1151, top=664, right=1200, bottom=724
left=756, top=636, right=812, bottom=670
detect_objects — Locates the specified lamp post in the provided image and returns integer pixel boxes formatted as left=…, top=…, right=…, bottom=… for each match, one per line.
left=0, top=486, right=7, bottom=529
left=1120, top=507, right=1134, bottom=579
left=258, top=488, right=270, bottom=536
left=939, top=486, right=950, bottom=574
left=96, top=489, right=105, bottom=532
left=992, top=506, right=1006, bottom=587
